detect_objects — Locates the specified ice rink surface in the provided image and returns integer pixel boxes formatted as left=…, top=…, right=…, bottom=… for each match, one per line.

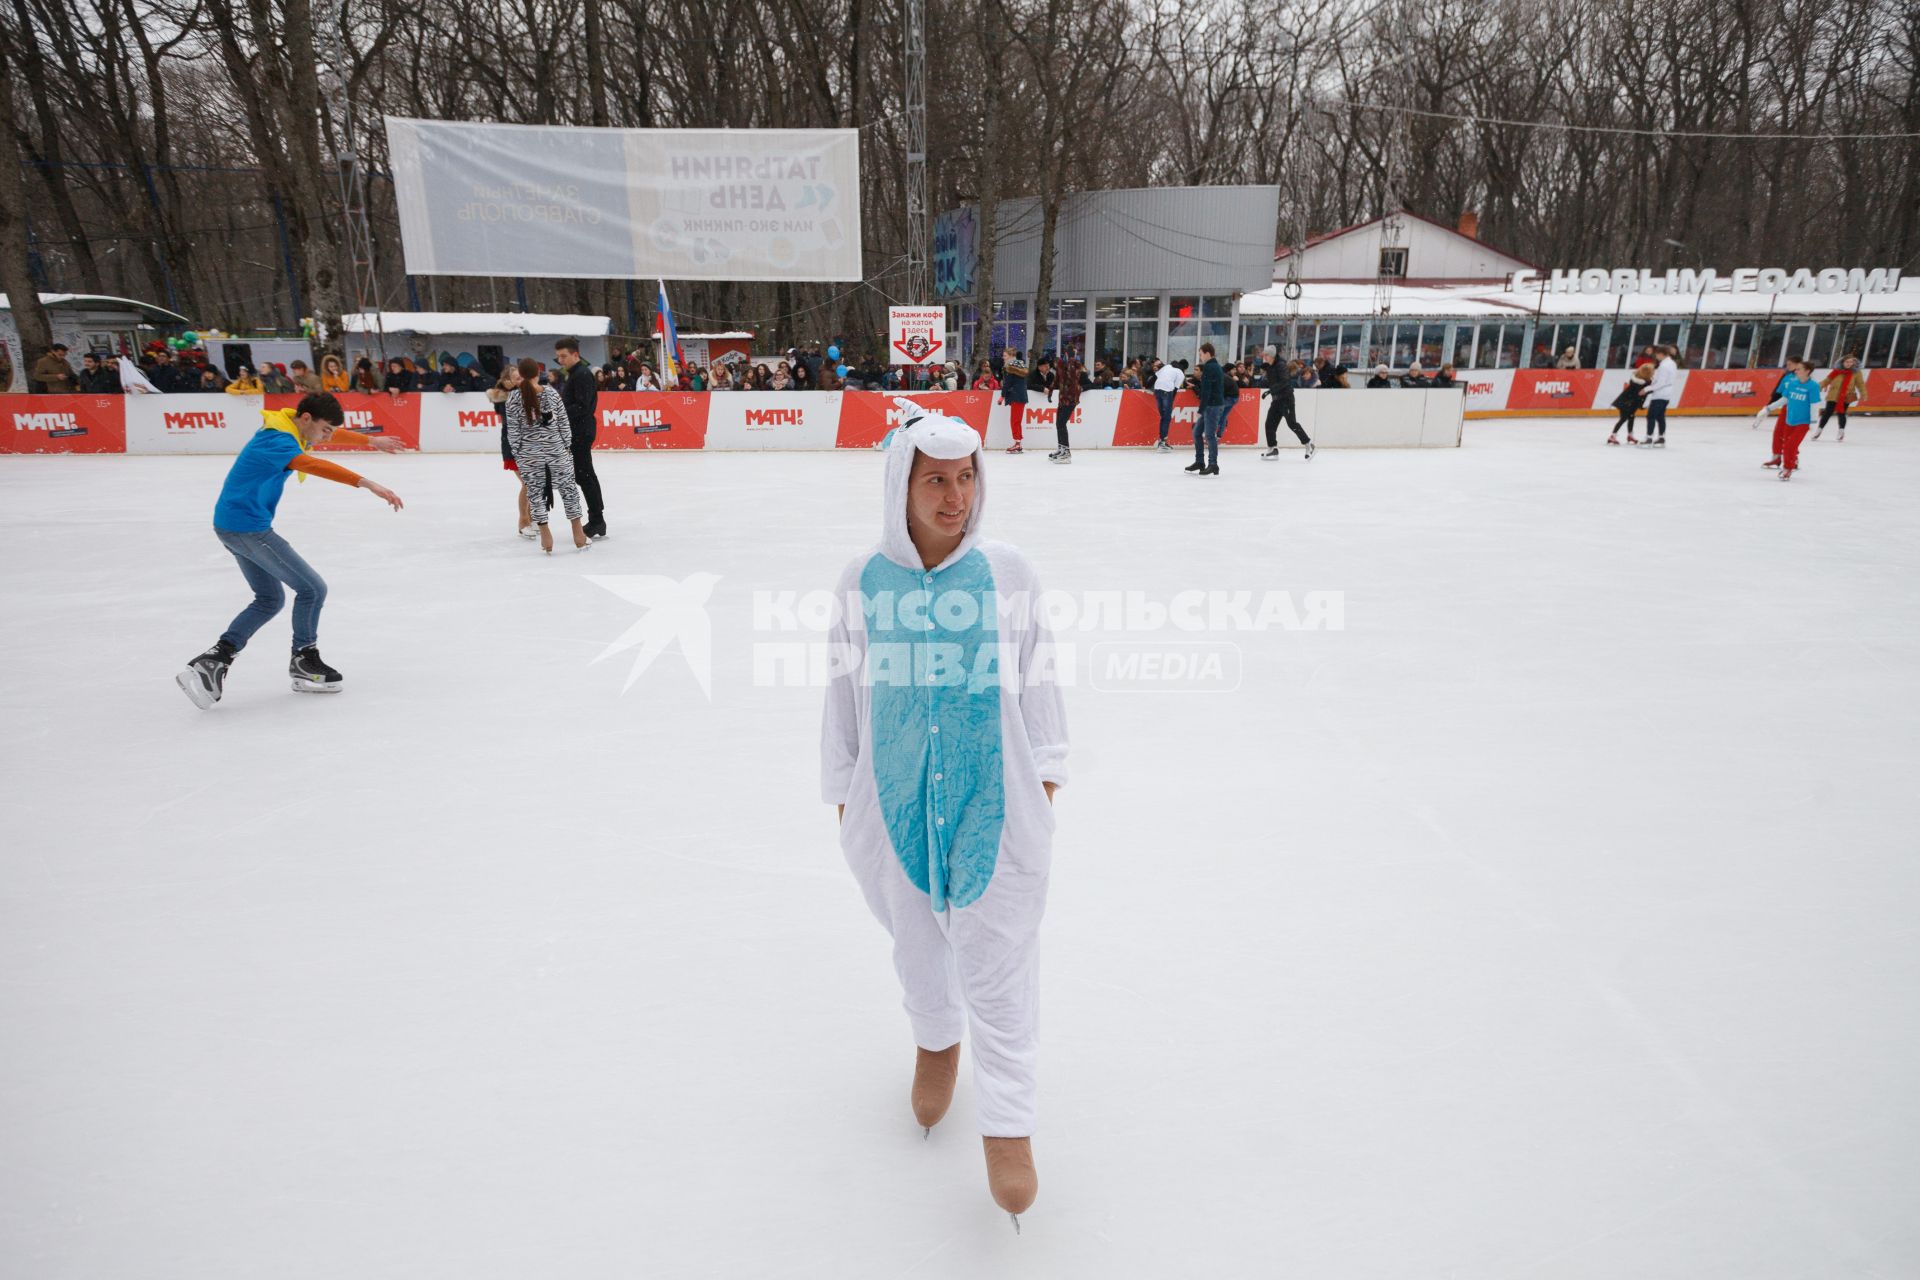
left=2, top=421, right=1916, bottom=1279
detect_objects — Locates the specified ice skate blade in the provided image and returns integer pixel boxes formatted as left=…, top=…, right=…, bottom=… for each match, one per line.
left=1010, top=1213, right=1021, bottom=1234
left=176, top=670, right=217, bottom=710
left=290, top=680, right=344, bottom=694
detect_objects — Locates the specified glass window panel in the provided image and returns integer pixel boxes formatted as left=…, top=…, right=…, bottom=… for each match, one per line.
left=1579, top=323, right=1604, bottom=368
left=1094, top=297, right=1130, bottom=322
left=1453, top=324, right=1478, bottom=369
left=1497, top=323, right=1524, bottom=369
left=1864, top=324, right=1895, bottom=368
left=1170, top=296, right=1199, bottom=325
left=1127, top=320, right=1157, bottom=364
left=1419, top=324, right=1448, bottom=367
left=1394, top=322, right=1420, bottom=365
left=1682, top=324, right=1708, bottom=370
left=1476, top=325, right=1502, bottom=369
left=1771, top=323, right=1809, bottom=365
left=1200, top=295, right=1233, bottom=319
left=1528, top=326, right=1556, bottom=367
left=1697, top=323, right=1723, bottom=368
left=1891, top=324, right=1918, bottom=367
left=1807, top=323, right=1839, bottom=368
left=1167, top=319, right=1199, bottom=368
left=989, top=299, right=1028, bottom=362
left=1338, top=324, right=1364, bottom=366
left=1724, top=323, right=1756, bottom=368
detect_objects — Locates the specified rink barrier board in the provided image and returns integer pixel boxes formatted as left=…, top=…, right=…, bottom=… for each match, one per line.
left=3, top=374, right=1916, bottom=454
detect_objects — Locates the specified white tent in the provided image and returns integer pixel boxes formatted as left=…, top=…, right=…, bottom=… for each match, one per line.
left=341, top=312, right=611, bottom=370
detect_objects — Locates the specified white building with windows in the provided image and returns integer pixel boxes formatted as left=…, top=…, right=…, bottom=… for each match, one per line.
left=1238, top=277, right=1920, bottom=374
left=928, top=191, right=1919, bottom=382
left=1274, top=211, right=1535, bottom=284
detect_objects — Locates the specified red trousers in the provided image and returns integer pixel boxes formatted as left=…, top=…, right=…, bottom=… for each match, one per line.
left=1009, top=402, right=1025, bottom=442
left=1779, top=422, right=1810, bottom=473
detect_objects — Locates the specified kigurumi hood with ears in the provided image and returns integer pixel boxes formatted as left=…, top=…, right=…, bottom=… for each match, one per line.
left=878, top=399, right=987, bottom=572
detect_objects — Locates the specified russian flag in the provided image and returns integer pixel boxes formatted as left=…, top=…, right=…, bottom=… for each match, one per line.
left=656, top=279, right=683, bottom=383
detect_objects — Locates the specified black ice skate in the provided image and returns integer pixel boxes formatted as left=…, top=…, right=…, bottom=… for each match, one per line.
left=1051, top=449, right=1071, bottom=464
left=176, top=641, right=237, bottom=710
left=1261, top=447, right=1280, bottom=459
left=289, top=646, right=344, bottom=693
left=1184, top=460, right=1204, bottom=473
left=1203, top=463, right=1220, bottom=476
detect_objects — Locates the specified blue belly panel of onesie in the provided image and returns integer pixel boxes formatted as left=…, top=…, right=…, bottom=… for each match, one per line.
left=861, top=548, right=1006, bottom=911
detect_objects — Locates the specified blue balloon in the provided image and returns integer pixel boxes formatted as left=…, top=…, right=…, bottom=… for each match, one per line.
left=827, top=345, right=841, bottom=361
left=836, top=364, right=849, bottom=378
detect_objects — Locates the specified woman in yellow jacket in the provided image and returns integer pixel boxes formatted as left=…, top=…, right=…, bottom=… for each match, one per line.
left=224, top=366, right=264, bottom=395
left=319, top=353, right=350, bottom=392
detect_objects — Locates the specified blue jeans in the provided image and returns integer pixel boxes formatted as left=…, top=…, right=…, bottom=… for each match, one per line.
left=1646, top=399, right=1669, bottom=437
left=216, top=528, right=328, bottom=652
left=1194, top=403, right=1227, bottom=467
left=1154, top=389, right=1175, bottom=441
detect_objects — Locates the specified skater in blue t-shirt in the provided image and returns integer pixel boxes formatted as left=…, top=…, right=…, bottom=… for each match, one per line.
left=176, top=392, right=405, bottom=708
left=1754, top=358, right=1824, bottom=482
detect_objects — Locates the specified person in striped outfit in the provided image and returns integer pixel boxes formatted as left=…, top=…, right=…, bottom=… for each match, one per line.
left=503, top=357, right=590, bottom=555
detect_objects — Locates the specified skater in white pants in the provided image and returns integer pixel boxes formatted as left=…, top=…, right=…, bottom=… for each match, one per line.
left=822, top=405, right=1068, bottom=1226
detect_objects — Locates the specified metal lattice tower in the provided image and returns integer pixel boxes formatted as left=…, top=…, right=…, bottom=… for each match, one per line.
left=903, top=0, right=929, bottom=304
left=321, top=2, right=386, bottom=356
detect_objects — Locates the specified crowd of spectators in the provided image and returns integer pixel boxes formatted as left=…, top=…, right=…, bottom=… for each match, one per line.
left=25, top=336, right=1466, bottom=399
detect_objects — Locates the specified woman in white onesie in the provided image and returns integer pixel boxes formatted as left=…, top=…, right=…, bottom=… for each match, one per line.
left=821, top=407, right=1069, bottom=1225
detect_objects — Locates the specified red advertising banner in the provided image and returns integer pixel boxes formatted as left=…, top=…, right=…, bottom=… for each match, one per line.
left=1861, top=369, right=1920, bottom=410
left=1111, top=389, right=1258, bottom=446
left=1112, top=389, right=1193, bottom=446
left=1505, top=370, right=1605, bottom=412
left=836, top=391, right=991, bottom=448
left=1678, top=369, right=1777, bottom=411
left=593, top=391, right=710, bottom=449
left=263, top=392, right=423, bottom=450
left=0, top=395, right=127, bottom=453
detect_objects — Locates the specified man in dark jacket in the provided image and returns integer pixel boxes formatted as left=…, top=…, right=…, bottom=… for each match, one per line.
left=1261, top=359, right=1314, bottom=460
left=78, top=351, right=121, bottom=394
left=1186, top=342, right=1227, bottom=476
left=554, top=337, right=606, bottom=539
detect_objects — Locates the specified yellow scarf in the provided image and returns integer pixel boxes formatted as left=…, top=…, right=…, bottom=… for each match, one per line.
left=260, top=406, right=310, bottom=480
